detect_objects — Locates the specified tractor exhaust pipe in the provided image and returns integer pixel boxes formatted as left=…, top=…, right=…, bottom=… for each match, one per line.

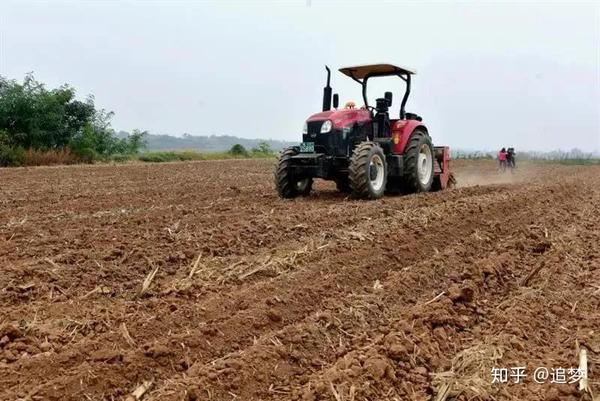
left=322, top=66, right=332, bottom=112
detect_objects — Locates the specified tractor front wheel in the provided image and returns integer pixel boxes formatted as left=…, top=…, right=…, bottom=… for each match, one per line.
left=402, top=129, right=435, bottom=193
left=274, top=147, right=313, bottom=198
left=349, top=142, right=387, bottom=199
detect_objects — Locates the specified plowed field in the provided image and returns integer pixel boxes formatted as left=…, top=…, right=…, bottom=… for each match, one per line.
left=1, top=159, right=598, bottom=401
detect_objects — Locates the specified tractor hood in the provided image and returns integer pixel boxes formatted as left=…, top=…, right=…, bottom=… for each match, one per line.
left=306, top=108, right=371, bottom=129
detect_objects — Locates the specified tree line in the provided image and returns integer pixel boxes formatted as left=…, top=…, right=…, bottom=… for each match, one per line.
left=0, top=73, right=146, bottom=166
left=0, top=74, right=284, bottom=167
left=131, top=132, right=293, bottom=153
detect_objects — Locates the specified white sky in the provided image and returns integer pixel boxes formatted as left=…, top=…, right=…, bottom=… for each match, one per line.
left=1, top=0, right=599, bottom=152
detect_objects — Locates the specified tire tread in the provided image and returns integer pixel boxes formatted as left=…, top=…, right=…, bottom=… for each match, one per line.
left=348, top=142, right=386, bottom=199
left=402, top=130, right=434, bottom=193
left=274, top=148, right=299, bottom=198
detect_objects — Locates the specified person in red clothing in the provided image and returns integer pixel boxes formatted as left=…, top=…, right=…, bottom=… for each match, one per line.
left=497, top=147, right=507, bottom=172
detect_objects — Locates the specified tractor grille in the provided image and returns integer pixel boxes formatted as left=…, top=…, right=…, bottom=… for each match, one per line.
left=303, top=121, right=345, bottom=156
left=306, top=121, right=324, bottom=135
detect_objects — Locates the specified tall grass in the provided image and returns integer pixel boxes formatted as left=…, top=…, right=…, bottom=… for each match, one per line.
left=0, top=147, right=92, bottom=167
left=452, top=149, right=600, bottom=164
left=555, top=158, right=600, bottom=166
left=138, top=151, right=207, bottom=163
left=137, top=150, right=275, bottom=163
left=0, top=147, right=277, bottom=167
left=22, top=148, right=84, bottom=166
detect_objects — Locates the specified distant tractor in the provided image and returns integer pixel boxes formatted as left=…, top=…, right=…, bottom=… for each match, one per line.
left=275, top=63, right=455, bottom=199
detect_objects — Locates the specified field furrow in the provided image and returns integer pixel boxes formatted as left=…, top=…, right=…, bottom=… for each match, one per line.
left=0, top=159, right=598, bottom=401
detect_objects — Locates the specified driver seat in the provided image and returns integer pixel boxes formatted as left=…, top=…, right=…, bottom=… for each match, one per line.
left=373, top=97, right=391, bottom=138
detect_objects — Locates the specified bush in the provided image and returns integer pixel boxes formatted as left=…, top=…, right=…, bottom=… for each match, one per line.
left=178, top=150, right=206, bottom=161
left=251, top=141, right=274, bottom=156
left=138, top=152, right=179, bottom=163
left=138, top=151, right=206, bottom=163
left=229, top=144, right=248, bottom=156
left=70, top=147, right=98, bottom=164
left=108, top=153, right=135, bottom=163
left=0, top=144, right=25, bottom=167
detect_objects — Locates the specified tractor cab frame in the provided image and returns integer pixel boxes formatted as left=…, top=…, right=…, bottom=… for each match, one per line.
left=335, top=64, right=424, bottom=147
left=338, top=63, right=415, bottom=120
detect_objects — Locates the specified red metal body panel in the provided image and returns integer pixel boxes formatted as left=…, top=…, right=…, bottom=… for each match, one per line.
left=307, top=109, right=371, bottom=129
left=390, top=119, right=427, bottom=154
left=433, top=146, right=451, bottom=190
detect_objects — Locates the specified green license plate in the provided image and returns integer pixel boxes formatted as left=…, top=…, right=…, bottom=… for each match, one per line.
left=300, top=142, right=314, bottom=153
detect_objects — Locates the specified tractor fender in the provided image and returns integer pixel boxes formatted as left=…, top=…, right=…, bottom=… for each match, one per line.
left=391, top=120, right=428, bottom=154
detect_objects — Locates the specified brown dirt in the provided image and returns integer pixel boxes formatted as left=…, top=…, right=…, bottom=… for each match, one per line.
left=0, top=159, right=598, bottom=401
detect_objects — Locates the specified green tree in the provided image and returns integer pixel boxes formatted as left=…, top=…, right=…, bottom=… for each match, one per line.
left=123, top=129, right=148, bottom=154
left=0, top=73, right=147, bottom=165
left=229, top=143, right=248, bottom=156
left=251, top=140, right=273, bottom=155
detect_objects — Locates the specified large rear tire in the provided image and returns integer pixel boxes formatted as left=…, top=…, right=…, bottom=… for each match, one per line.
left=274, top=148, right=313, bottom=198
left=348, top=142, right=387, bottom=199
left=402, top=129, right=434, bottom=193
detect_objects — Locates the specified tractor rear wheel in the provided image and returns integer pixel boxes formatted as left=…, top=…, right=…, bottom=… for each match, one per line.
left=348, top=142, right=387, bottom=199
left=274, top=147, right=313, bottom=198
left=402, top=129, right=435, bottom=193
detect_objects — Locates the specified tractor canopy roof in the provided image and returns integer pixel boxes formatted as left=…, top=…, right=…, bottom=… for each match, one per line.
left=339, top=63, right=416, bottom=79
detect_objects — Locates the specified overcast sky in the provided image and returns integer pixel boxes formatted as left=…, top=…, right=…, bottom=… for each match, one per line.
left=1, top=0, right=599, bottom=152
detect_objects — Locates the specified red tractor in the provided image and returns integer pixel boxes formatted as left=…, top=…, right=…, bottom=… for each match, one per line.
left=275, top=63, right=455, bottom=199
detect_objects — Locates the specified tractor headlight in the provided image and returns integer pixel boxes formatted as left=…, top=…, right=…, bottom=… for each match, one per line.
left=302, top=122, right=307, bottom=135
left=320, top=120, right=332, bottom=133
